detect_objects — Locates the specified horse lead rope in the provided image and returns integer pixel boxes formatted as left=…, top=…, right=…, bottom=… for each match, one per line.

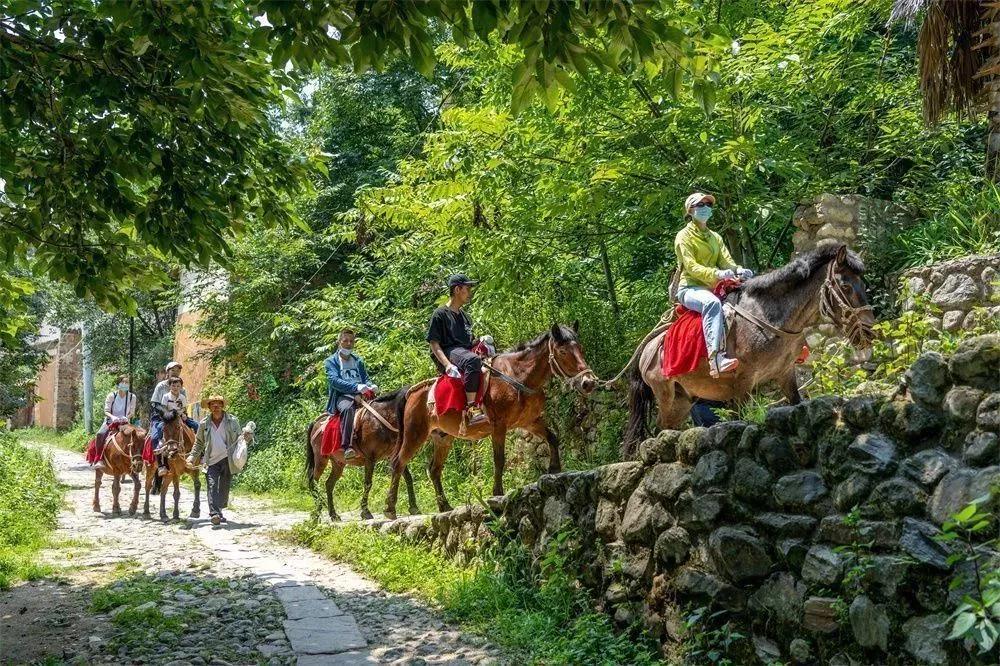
left=356, top=397, right=399, bottom=433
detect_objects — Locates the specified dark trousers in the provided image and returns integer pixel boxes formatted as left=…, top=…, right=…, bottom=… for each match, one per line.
left=206, top=459, right=232, bottom=517
left=447, top=347, right=482, bottom=393
left=691, top=399, right=724, bottom=427
left=336, top=398, right=357, bottom=450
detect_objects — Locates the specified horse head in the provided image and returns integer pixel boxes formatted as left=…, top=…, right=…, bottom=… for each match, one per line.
left=549, top=321, right=597, bottom=394
left=822, top=244, right=876, bottom=349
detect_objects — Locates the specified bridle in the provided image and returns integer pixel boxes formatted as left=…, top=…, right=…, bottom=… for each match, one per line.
left=819, top=260, right=874, bottom=348
left=548, top=338, right=597, bottom=392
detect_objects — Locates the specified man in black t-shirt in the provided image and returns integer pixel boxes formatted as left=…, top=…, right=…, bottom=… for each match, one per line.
left=426, top=274, right=482, bottom=413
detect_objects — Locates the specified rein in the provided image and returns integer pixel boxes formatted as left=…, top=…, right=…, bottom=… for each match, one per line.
left=547, top=339, right=597, bottom=391
left=820, top=260, right=874, bottom=345
left=356, top=397, right=399, bottom=433
left=483, top=359, right=536, bottom=395
left=730, top=303, right=803, bottom=339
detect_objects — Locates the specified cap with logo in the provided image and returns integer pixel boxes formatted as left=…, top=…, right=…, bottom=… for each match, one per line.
left=447, top=274, right=479, bottom=289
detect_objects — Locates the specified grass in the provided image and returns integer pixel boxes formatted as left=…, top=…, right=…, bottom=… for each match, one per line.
left=13, top=426, right=89, bottom=452
left=289, top=521, right=664, bottom=665
left=0, top=432, right=63, bottom=589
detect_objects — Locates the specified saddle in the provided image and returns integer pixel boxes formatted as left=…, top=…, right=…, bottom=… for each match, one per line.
left=318, top=411, right=364, bottom=459
left=661, top=280, right=741, bottom=378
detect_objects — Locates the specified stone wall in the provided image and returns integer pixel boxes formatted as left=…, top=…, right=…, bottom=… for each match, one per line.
left=371, top=334, right=1000, bottom=665
left=895, top=254, right=1000, bottom=332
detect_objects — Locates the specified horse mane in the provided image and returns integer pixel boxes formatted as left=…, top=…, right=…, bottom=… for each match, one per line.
left=506, top=325, right=578, bottom=353
left=374, top=386, right=408, bottom=404
left=742, top=244, right=864, bottom=298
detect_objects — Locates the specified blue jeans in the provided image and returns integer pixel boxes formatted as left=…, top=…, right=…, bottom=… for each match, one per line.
left=150, top=416, right=199, bottom=448
left=677, top=287, right=726, bottom=356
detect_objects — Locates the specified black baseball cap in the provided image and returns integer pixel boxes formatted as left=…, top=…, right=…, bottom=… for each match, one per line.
left=447, top=274, right=479, bottom=288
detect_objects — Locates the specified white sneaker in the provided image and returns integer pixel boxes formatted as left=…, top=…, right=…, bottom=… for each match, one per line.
left=710, top=353, right=740, bottom=378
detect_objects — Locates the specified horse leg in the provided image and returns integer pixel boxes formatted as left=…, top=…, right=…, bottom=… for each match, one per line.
left=525, top=419, right=562, bottom=474
left=490, top=422, right=509, bottom=497
left=190, top=470, right=201, bottom=519
left=159, top=475, right=168, bottom=522
left=427, top=432, right=454, bottom=513
left=360, top=461, right=375, bottom=520
left=111, top=475, right=122, bottom=516
left=93, top=470, right=103, bottom=513
left=385, top=397, right=430, bottom=520
left=309, top=455, right=329, bottom=519
left=403, top=466, right=419, bottom=516
left=172, top=477, right=181, bottom=521
left=129, top=472, right=140, bottom=516
left=780, top=369, right=802, bottom=405
left=325, top=462, right=343, bottom=522
left=655, top=380, right=691, bottom=431
left=143, top=468, right=152, bottom=518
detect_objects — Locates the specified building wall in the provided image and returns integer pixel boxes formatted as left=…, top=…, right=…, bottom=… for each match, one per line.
left=53, top=329, right=82, bottom=430
left=172, top=309, right=218, bottom=421
left=31, top=345, right=59, bottom=428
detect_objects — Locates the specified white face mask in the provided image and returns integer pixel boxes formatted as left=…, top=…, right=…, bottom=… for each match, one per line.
left=692, top=205, right=713, bottom=223
left=117, top=383, right=129, bottom=392
left=338, top=346, right=352, bottom=357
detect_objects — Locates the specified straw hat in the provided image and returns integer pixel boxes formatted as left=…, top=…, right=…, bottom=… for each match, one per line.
left=200, top=394, right=227, bottom=409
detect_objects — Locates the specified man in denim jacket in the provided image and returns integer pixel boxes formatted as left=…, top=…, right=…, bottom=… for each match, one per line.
left=324, top=328, right=377, bottom=461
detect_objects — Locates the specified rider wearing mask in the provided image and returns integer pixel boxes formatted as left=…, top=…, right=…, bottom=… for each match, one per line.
left=324, top=328, right=377, bottom=461
left=674, top=193, right=754, bottom=377
left=92, top=374, right=136, bottom=471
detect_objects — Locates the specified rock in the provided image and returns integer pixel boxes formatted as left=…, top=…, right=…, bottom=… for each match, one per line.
left=675, top=491, right=725, bottom=531
left=542, top=496, right=570, bottom=531
left=944, top=386, right=984, bottom=424
left=641, top=462, right=691, bottom=501
left=753, top=513, right=817, bottom=537
left=949, top=334, right=1000, bottom=390
left=942, top=310, right=964, bottom=332
left=758, top=435, right=798, bottom=474
left=639, top=430, right=680, bottom=465
left=801, top=545, right=844, bottom=587
left=709, top=526, right=772, bottom=583
left=620, top=546, right=653, bottom=581
left=731, top=457, right=772, bottom=502
left=928, top=466, right=1000, bottom=524
left=900, top=517, right=952, bottom=570
left=693, top=451, right=729, bottom=488
left=963, top=430, right=998, bottom=466
left=848, top=432, right=897, bottom=475
left=842, top=396, right=879, bottom=430
left=885, top=400, right=944, bottom=444
left=834, top=473, right=873, bottom=511
left=594, top=497, right=621, bottom=542
left=711, top=421, right=749, bottom=451
left=803, top=596, right=839, bottom=633
left=619, top=487, right=669, bottom=543
left=902, top=614, right=950, bottom=665
left=806, top=396, right=842, bottom=430
left=677, top=427, right=711, bottom=463
left=749, top=572, right=805, bottom=626
left=932, top=273, right=980, bottom=309
left=673, top=568, right=746, bottom=611
left=978, top=392, right=1000, bottom=431
left=818, top=515, right=900, bottom=548
left=901, top=449, right=957, bottom=488
left=773, top=471, right=828, bottom=510
left=764, top=405, right=798, bottom=434
left=789, top=638, right=811, bottom=664
left=752, top=635, right=782, bottom=665
left=906, top=352, right=950, bottom=408
left=597, top=462, right=644, bottom=500
left=776, top=538, right=809, bottom=571
left=134, top=601, right=157, bottom=613
left=862, top=555, right=911, bottom=600
left=868, top=478, right=927, bottom=517
left=849, top=595, right=889, bottom=651
left=654, top=526, right=691, bottom=567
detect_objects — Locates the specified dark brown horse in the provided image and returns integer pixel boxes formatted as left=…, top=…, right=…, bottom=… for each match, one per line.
left=143, top=416, right=201, bottom=522
left=384, top=323, right=597, bottom=519
left=92, top=424, right=146, bottom=516
left=624, top=244, right=875, bottom=455
left=304, top=388, right=417, bottom=521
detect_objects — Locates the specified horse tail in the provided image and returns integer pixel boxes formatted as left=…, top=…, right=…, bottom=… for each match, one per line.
left=304, top=419, right=316, bottom=485
left=623, top=360, right=653, bottom=459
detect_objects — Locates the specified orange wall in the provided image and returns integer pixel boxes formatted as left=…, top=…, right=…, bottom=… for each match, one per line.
left=172, top=309, right=219, bottom=421
left=32, top=347, right=58, bottom=428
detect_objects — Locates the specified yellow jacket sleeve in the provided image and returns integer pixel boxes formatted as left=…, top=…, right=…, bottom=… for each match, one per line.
left=675, top=233, right=720, bottom=288
left=714, top=231, right=737, bottom=270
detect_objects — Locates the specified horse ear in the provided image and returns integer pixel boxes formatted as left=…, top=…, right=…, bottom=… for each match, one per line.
left=550, top=323, right=563, bottom=342
left=572, top=319, right=579, bottom=333
left=836, top=244, right=848, bottom=265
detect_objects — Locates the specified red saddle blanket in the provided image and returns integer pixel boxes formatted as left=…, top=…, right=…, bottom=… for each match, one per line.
left=141, top=436, right=155, bottom=464
left=84, top=422, right=121, bottom=463
left=320, top=414, right=342, bottom=457
left=433, top=374, right=487, bottom=416
left=662, top=279, right=740, bottom=378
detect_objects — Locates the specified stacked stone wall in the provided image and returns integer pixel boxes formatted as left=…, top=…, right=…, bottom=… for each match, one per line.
left=371, top=334, right=1000, bottom=665
left=894, top=254, right=1000, bottom=332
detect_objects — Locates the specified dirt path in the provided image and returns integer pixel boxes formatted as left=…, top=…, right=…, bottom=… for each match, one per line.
left=1, top=443, right=504, bottom=665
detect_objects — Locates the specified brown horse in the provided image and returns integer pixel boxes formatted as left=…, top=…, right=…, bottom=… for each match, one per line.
left=385, top=323, right=597, bottom=519
left=624, top=244, right=875, bottom=455
left=304, top=388, right=418, bottom=521
left=91, top=424, right=146, bottom=516
left=143, top=416, right=201, bottom=522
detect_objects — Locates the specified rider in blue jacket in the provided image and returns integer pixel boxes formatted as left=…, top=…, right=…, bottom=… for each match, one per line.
left=324, top=328, right=376, bottom=460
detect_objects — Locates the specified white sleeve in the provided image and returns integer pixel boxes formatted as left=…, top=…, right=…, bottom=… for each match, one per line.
left=127, top=393, right=136, bottom=419
left=104, top=392, right=115, bottom=416
left=151, top=381, right=167, bottom=405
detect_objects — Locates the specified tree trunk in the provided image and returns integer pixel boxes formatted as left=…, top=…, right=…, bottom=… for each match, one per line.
left=598, top=238, right=621, bottom=322
left=986, top=13, right=1000, bottom=181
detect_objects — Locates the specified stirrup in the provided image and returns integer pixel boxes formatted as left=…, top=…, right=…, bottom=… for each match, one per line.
left=342, top=448, right=359, bottom=461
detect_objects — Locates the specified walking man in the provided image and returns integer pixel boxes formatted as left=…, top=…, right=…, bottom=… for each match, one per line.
left=188, top=395, right=252, bottom=525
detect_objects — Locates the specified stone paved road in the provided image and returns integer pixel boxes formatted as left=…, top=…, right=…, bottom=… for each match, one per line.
left=1, top=444, right=504, bottom=666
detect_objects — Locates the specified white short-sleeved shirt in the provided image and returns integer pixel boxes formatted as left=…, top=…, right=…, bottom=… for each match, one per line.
left=207, top=420, right=229, bottom=466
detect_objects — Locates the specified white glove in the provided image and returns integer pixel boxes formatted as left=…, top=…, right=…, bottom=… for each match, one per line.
left=716, top=269, right=736, bottom=280
left=737, top=267, right=754, bottom=279
left=445, top=364, right=461, bottom=378
left=368, top=384, right=379, bottom=394
left=185, top=455, right=196, bottom=467
left=480, top=335, right=494, bottom=346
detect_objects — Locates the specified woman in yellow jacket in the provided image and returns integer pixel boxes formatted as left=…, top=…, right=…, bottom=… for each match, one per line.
left=674, top=193, right=754, bottom=377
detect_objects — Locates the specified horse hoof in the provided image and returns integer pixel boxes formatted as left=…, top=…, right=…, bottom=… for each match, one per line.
left=128, top=509, right=137, bottom=517
left=408, top=507, right=421, bottom=516
left=92, top=505, right=101, bottom=513
left=383, top=510, right=397, bottom=520
left=189, top=511, right=200, bottom=519
left=329, top=514, right=341, bottom=523
left=360, top=510, right=374, bottom=521
left=438, top=503, right=453, bottom=513
left=112, top=508, right=122, bottom=517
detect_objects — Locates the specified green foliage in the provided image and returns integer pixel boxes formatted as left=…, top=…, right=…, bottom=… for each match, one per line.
left=0, top=432, right=62, bottom=589
left=680, top=607, right=750, bottom=665
left=291, top=522, right=663, bottom=664
left=937, top=494, right=1000, bottom=655
left=14, top=426, right=89, bottom=452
